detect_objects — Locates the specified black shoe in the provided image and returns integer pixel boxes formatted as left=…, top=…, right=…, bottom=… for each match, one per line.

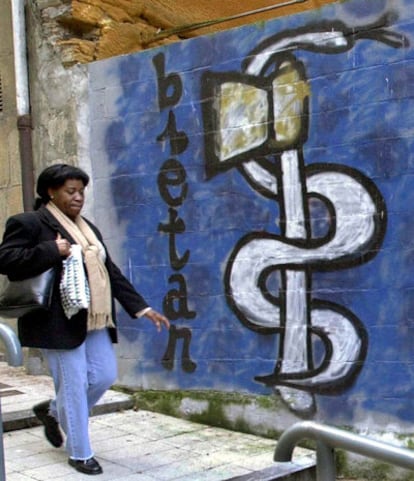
left=33, top=400, right=63, bottom=448
left=68, top=457, right=103, bottom=475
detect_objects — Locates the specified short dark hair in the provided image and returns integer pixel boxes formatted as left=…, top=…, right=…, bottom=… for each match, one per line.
left=34, top=163, right=90, bottom=210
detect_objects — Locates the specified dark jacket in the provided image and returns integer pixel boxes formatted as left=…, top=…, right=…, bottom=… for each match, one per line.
left=0, top=206, right=148, bottom=349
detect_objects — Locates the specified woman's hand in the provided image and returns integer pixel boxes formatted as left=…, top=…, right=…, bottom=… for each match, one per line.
left=55, top=233, right=72, bottom=257
left=144, top=309, right=170, bottom=332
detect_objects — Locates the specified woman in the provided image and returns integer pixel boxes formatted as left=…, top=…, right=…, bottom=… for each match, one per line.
left=0, top=164, right=169, bottom=475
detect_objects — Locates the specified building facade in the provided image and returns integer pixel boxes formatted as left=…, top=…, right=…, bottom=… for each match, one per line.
left=2, top=0, right=414, bottom=446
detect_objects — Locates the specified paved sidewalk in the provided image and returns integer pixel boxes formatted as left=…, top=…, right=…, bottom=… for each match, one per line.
left=0, top=362, right=315, bottom=480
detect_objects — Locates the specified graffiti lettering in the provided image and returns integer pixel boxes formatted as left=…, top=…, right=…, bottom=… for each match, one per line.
left=157, top=158, right=188, bottom=207
left=163, top=273, right=196, bottom=320
left=157, top=111, right=189, bottom=156
left=153, top=52, right=196, bottom=371
left=162, top=324, right=197, bottom=373
left=158, top=207, right=190, bottom=271
left=153, top=53, right=183, bottom=109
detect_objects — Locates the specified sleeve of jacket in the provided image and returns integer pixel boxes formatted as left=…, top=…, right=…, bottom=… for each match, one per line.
left=0, top=213, right=61, bottom=280
left=105, top=252, right=149, bottom=317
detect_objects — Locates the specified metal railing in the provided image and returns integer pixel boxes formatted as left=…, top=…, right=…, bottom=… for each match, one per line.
left=0, top=323, right=23, bottom=481
left=274, top=420, right=414, bottom=481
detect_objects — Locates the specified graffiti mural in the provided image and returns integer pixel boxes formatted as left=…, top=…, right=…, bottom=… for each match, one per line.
left=201, top=19, right=406, bottom=413
left=89, top=0, right=414, bottom=427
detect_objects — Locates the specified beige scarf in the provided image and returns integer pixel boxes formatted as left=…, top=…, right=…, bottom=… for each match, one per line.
left=46, top=202, right=114, bottom=330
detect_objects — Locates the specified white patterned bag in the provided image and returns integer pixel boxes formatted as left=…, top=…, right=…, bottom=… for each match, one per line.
left=60, top=244, right=90, bottom=319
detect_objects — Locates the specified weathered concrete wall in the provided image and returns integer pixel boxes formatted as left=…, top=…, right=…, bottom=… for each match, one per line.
left=0, top=2, right=23, bottom=227
left=86, top=0, right=414, bottom=437
left=26, top=0, right=95, bottom=220
left=0, top=1, right=26, bottom=359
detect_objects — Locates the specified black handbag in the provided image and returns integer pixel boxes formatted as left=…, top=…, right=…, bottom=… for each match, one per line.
left=0, top=268, right=55, bottom=318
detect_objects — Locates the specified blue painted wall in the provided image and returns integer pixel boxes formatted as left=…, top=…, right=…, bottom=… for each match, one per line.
left=88, top=0, right=414, bottom=426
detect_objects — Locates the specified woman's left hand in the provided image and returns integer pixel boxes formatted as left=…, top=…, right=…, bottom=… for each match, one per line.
left=145, top=309, right=170, bottom=332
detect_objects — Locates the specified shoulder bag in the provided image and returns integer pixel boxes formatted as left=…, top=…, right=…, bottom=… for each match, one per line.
left=0, top=268, right=55, bottom=318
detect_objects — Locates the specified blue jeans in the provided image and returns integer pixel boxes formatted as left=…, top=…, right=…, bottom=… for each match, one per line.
left=42, top=329, right=117, bottom=459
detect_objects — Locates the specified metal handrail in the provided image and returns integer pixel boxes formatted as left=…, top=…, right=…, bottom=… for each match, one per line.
left=0, top=324, right=23, bottom=367
left=274, top=421, right=414, bottom=481
left=0, top=323, right=23, bottom=481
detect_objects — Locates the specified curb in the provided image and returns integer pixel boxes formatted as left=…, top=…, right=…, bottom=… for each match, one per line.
left=2, top=397, right=134, bottom=432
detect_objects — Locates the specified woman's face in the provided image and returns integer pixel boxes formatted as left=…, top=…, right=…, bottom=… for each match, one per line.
left=48, top=178, right=86, bottom=220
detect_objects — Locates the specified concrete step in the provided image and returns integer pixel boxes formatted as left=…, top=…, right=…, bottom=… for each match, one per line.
left=226, top=462, right=316, bottom=480
left=2, top=392, right=134, bottom=432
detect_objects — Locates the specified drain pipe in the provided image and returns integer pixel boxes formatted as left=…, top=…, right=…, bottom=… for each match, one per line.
left=11, top=0, right=34, bottom=212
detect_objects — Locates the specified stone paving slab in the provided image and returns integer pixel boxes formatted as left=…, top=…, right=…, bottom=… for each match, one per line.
left=0, top=362, right=316, bottom=480
left=3, top=411, right=315, bottom=481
